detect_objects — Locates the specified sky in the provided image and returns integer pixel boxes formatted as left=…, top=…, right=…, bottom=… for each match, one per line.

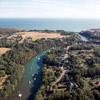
left=0, top=0, right=100, bottom=18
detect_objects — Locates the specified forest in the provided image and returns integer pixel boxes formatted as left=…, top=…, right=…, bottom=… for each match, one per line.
left=35, top=44, right=100, bottom=100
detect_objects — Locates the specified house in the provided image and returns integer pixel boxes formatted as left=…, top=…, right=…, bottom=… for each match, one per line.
left=91, top=81, right=100, bottom=88
left=60, top=66, right=64, bottom=71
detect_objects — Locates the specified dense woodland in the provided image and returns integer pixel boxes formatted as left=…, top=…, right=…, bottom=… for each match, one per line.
left=0, top=29, right=99, bottom=100
left=0, top=29, right=79, bottom=100
left=0, top=39, right=57, bottom=99
left=35, top=44, right=100, bottom=100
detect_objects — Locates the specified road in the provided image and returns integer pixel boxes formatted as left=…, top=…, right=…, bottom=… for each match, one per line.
left=52, top=70, right=67, bottom=86
left=52, top=45, right=72, bottom=86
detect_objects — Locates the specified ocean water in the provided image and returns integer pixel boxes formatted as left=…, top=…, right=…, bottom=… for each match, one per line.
left=0, top=18, right=100, bottom=32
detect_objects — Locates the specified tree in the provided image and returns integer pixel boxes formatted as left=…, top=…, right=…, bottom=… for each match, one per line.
left=35, top=91, right=43, bottom=100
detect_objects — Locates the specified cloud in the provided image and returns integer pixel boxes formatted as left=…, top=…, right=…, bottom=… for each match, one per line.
left=0, top=0, right=100, bottom=18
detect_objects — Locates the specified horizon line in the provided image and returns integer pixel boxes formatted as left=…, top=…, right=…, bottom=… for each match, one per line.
left=0, top=17, right=100, bottom=19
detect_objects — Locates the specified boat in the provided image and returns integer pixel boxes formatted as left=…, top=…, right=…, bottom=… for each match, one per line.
left=28, top=80, right=31, bottom=84
left=32, top=74, right=34, bottom=77
left=18, top=92, right=22, bottom=98
left=38, top=57, right=40, bottom=60
left=34, top=78, right=36, bottom=81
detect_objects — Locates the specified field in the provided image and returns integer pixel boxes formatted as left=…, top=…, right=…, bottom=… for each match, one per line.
left=8, top=32, right=68, bottom=42
left=0, top=48, right=11, bottom=56
left=0, top=75, right=9, bottom=89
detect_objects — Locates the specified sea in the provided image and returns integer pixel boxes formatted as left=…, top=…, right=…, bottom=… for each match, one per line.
left=0, top=18, right=100, bottom=32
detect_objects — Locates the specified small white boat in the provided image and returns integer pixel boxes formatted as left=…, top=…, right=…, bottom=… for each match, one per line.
left=38, top=57, right=40, bottom=60
left=34, top=78, right=36, bottom=81
left=28, top=80, right=31, bottom=84
left=18, top=93, right=22, bottom=98
left=32, top=74, right=34, bottom=77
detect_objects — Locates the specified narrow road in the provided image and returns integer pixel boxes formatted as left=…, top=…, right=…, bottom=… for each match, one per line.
left=52, top=70, right=67, bottom=85
left=52, top=45, right=72, bottom=86
left=63, top=45, right=72, bottom=59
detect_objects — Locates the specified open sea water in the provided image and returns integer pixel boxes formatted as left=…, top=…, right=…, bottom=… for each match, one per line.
left=0, top=18, right=100, bottom=32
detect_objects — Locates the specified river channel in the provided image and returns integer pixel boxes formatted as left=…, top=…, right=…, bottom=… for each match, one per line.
left=8, top=50, right=48, bottom=100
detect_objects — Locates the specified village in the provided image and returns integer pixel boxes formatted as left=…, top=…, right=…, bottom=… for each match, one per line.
left=35, top=41, right=100, bottom=100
